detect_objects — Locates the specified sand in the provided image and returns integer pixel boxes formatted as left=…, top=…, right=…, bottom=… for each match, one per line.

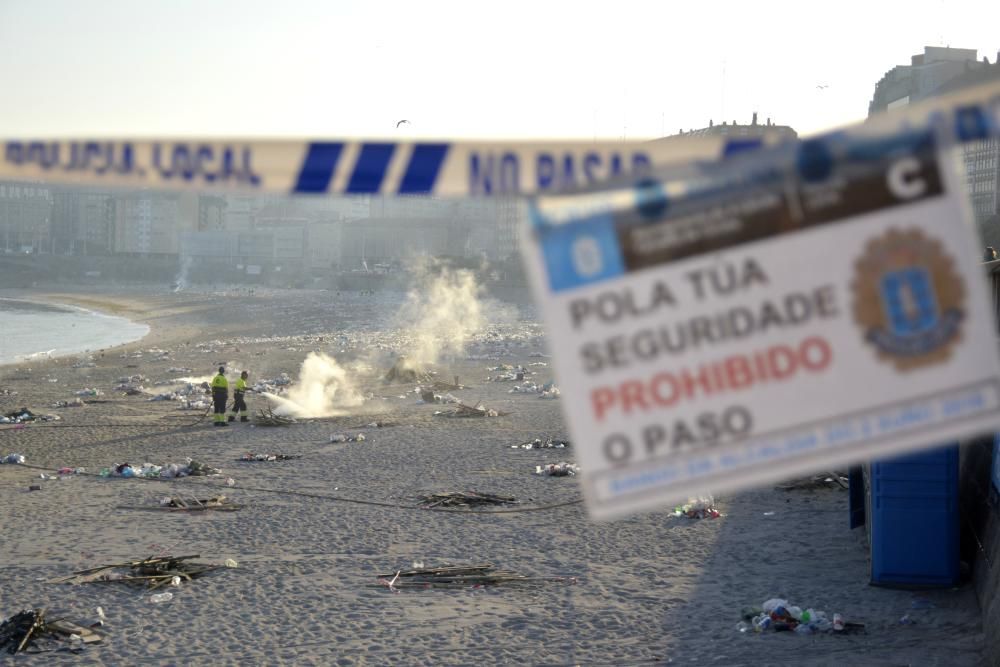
left=0, top=286, right=989, bottom=666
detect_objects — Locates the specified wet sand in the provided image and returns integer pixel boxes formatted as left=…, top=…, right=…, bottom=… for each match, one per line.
left=0, top=287, right=988, bottom=666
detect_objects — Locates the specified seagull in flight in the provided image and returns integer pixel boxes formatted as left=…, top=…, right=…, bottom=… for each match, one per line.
left=396, top=119, right=411, bottom=128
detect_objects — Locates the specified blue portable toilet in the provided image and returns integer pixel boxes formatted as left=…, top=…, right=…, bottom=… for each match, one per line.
left=866, top=444, right=960, bottom=587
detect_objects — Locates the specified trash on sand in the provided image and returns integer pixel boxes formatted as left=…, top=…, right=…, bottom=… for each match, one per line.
left=384, top=356, right=433, bottom=384
left=671, top=495, right=721, bottom=519
left=434, top=402, right=509, bottom=418
left=53, top=554, right=231, bottom=589
left=511, top=438, right=570, bottom=450
left=73, top=388, right=104, bottom=397
left=2, top=409, right=59, bottom=424
left=121, top=495, right=241, bottom=513
left=52, top=398, right=85, bottom=409
left=330, top=433, right=366, bottom=443
left=255, top=406, right=296, bottom=426
left=535, top=462, right=579, bottom=477
left=486, top=364, right=530, bottom=382
left=742, top=599, right=862, bottom=635
left=98, top=459, right=220, bottom=479
left=419, top=389, right=460, bottom=404
left=239, top=452, right=302, bottom=462
left=2, top=454, right=26, bottom=464
left=419, top=491, right=517, bottom=508
left=375, top=563, right=575, bottom=590
left=0, top=608, right=106, bottom=654
left=775, top=472, right=849, bottom=491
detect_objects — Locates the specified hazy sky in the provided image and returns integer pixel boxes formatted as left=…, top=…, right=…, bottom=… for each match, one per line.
left=1, top=0, right=997, bottom=140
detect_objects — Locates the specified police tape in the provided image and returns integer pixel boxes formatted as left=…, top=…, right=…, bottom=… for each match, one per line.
left=3, top=77, right=997, bottom=198
left=0, top=133, right=792, bottom=198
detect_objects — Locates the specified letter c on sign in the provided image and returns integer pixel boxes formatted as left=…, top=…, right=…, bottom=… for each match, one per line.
left=887, top=157, right=926, bottom=200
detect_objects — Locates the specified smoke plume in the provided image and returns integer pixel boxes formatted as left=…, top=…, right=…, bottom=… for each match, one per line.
left=173, top=255, right=193, bottom=293
left=395, top=262, right=486, bottom=366
left=264, top=352, right=365, bottom=418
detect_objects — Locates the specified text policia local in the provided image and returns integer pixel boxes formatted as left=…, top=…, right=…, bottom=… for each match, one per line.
left=570, top=258, right=837, bottom=465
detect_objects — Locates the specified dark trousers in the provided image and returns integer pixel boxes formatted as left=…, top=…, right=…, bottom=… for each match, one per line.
left=213, top=392, right=227, bottom=415
left=232, top=393, right=247, bottom=413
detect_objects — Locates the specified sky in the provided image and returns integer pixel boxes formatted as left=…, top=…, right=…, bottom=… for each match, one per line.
left=1, top=0, right=998, bottom=140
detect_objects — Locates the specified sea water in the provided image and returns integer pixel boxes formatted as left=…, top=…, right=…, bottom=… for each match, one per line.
left=0, top=298, right=149, bottom=365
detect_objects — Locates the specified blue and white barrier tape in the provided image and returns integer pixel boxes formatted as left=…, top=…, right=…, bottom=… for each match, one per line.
left=0, top=134, right=786, bottom=197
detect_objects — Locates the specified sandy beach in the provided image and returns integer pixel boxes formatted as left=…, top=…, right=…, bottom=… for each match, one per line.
left=0, top=285, right=990, bottom=666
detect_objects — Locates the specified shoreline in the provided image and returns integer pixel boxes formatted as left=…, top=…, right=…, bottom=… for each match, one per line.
left=0, top=295, right=151, bottom=367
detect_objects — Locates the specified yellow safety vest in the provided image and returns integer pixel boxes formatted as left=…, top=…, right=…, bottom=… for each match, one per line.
left=211, top=374, right=228, bottom=390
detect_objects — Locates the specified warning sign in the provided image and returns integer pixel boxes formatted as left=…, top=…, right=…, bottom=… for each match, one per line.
left=523, top=127, right=1000, bottom=520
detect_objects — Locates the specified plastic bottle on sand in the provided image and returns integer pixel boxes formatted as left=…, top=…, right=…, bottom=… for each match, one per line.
left=150, top=592, right=173, bottom=603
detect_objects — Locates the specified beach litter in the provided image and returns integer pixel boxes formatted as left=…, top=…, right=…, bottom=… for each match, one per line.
left=376, top=564, right=575, bottom=591
left=486, top=364, right=529, bottom=382
left=2, top=408, right=60, bottom=423
left=52, top=398, right=85, bottom=409
left=434, top=402, right=509, bottom=418
left=73, top=388, right=104, bottom=397
left=384, top=357, right=433, bottom=384
left=120, top=495, right=241, bottom=513
left=330, top=432, right=366, bottom=443
left=98, top=460, right=221, bottom=479
left=671, top=495, right=721, bottom=519
left=741, top=599, right=861, bottom=635
left=511, top=438, right=570, bottom=450
left=255, top=406, right=296, bottom=426
left=0, top=608, right=105, bottom=654
left=53, top=555, right=232, bottom=589
left=239, top=452, right=302, bottom=462
left=535, top=462, right=579, bottom=477
left=2, top=454, right=26, bottom=464
left=419, top=491, right=517, bottom=508
left=775, top=472, right=849, bottom=491
left=419, top=389, right=460, bottom=404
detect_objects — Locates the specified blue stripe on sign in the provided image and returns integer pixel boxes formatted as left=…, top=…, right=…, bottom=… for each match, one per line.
left=346, top=143, right=395, bottom=193
left=398, top=143, right=449, bottom=194
left=722, top=138, right=764, bottom=157
left=293, top=142, right=344, bottom=193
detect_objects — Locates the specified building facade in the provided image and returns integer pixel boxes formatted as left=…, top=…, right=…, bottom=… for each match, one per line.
left=114, top=194, right=188, bottom=255
left=869, top=46, right=1000, bottom=230
left=0, top=182, right=53, bottom=253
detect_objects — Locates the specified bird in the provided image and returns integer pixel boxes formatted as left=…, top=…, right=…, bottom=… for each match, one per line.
left=816, top=84, right=829, bottom=90
left=396, top=120, right=410, bottom=128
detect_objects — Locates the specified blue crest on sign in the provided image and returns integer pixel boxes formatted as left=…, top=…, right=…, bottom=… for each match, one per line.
left=880, top=267, right=938, bottom=335
left=538, top=214, right=625, bottom=292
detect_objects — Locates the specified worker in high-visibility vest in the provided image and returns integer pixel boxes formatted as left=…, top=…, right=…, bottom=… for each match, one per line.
left=211, top=366, right=229, bottom=427
left=229, top=370, right=250, bottom=422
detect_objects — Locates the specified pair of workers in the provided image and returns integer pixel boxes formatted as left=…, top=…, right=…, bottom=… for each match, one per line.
left=210, top=367, right=250, bottom=426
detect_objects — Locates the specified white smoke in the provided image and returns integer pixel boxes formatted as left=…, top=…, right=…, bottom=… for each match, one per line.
left=395, top=261, right=486, bottom=366
left=264, top=352, right=365, bottom=418
left=173, top=255, right=193, bottom=293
